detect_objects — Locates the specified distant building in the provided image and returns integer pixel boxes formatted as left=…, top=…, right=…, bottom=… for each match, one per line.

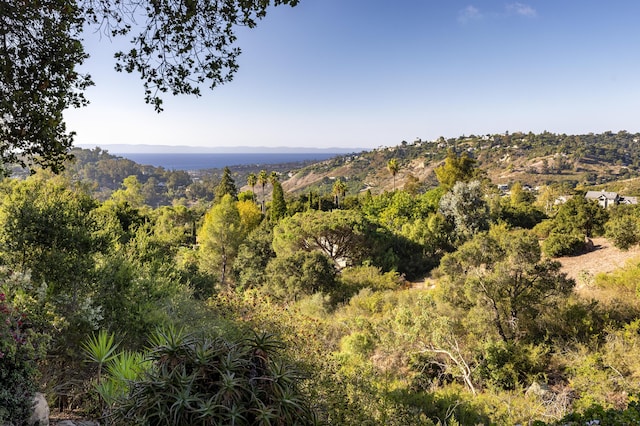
left=554, top=195, right=573, bottom=206
left=585, top=190, right=638, bottom=208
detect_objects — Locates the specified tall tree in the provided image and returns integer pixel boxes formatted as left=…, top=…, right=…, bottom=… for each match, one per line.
left=247, top=172, right=258, bottom=203
left=0, top=173, right=100, bottom=306
left=332, top=179, right=347, bottom=208
left=110, top=175, right=145, bottom=208
left=258, top=169, right=269, bottom=213
left=1, top=0, right=91, bottom=172
left=1, top=0, right=300, bottom=170
left=270, top=180, right=287, bottom=222
left=214, top=166, right=237, bottom=203
left=387, top=158, right=400, bottom=191
left=198, top=194, right=242, bottom=287
left=272, top=210, right=373, bottom=269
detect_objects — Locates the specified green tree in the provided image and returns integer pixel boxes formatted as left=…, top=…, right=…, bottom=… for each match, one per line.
left=332, top=178, right=347, bottom=208
left=110, top=175, right=145, bottom=208
left=605, top=205, right=640, bottom=250
left=273, top=210, right=374, bottom=269
left=434, top=149, right=478, bottom=190
left=553, top=195, right=608, bottom=238
left=270, top=179, right=287, bottom=222
left=439, top=228, right=575, bottom=343
left=152, top=205, right=197, bottom=248
left=0, top=0, right=91, bottom=172
left=214, top=166, right=238, bottom=202
left=258, top=169, right=269, bottom=213
left=247, top=172, right=258, bottom=202
left=439, top=180, right=489, bottom=242
left=265, top=251, right=337, bottom=300
left=198, top=194, right=243, bottom=287
left=232, top=224, right=276, bottom=290
left=0, top=174, right=100, bottom=305
left=164, top=170, right=192, bottom=199
left=387, top=158, right=400, bottom=191
left=492, top=183, right=546, bottom=230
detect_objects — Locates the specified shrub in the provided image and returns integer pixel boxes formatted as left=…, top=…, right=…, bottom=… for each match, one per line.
left=265, top=251, right=337, bottom=301
left=107, top=326, right=318, bottom=425
left=0, top=292, right=47, bottom=424
left=475, top=340, right=549, bottom=390
left=531, top=219, right=555, bottom=239
left=542, top=233, right=586, bottom=257
left=605, top=215, right=640, bottom=250
left=544, top=398, right=640, bottom=425
left=333, top=265, right=407, bottom=305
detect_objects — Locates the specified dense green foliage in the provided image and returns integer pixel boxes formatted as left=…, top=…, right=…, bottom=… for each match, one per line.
left=0, top=275, right=48, bottom=424
left=3, top=137, right=640, bottom=424
left=1, top=0, right=91, bottom=173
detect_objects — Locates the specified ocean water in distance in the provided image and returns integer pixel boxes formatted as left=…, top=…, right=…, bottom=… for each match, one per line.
left=117, top=152, right=341, bottom=171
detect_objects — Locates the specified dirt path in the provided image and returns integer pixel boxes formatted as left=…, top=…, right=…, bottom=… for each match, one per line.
left=555, top=237, right=640, bottom=284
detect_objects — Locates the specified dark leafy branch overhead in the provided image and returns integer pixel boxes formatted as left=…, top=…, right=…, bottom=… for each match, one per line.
left=83, top=0, right=299, bottom=111
left=1, top=0, right=299, bottom=172
left=1, top=0, right=92, bottom=172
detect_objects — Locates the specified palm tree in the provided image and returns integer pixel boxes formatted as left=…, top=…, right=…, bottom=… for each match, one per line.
left=257, top=169, right=268, bottom=213
left=387, top=158, right=399, bottom=191
left=269, top=171, right=279, bottom=184
left=332, top=179, right=347, bottom=208
left=247, top=173, right=257, bottom=203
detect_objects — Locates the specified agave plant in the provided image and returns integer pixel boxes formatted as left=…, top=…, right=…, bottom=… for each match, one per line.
left=106, top=327, right=318, bottom=425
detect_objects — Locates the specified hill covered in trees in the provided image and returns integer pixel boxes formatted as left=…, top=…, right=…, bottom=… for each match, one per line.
left=35, top=130, right=640, bottom=211
left=284, top=130, right=640, bottom=197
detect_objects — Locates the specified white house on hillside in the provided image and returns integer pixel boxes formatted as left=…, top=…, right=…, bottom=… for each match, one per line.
left=585, top=190, right=638, bottom=208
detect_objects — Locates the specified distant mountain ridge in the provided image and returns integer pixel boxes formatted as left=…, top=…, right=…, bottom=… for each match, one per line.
left=76, top=144, right=366, bottom=155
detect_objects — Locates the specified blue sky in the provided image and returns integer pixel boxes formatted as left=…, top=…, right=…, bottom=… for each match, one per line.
left=66, top=1, right=640, bottom=150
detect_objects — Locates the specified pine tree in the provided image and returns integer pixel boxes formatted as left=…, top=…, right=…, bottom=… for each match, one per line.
left=270, top=180, right=287, bottom=222
left=214, top=167, right=238, bottom=203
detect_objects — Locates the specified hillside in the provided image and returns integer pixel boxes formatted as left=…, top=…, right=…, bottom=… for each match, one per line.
left=280, top=131, right=640, bottom=197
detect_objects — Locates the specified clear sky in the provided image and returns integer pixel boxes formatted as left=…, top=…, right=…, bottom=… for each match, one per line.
left=65, top=1, right=640, bottom=151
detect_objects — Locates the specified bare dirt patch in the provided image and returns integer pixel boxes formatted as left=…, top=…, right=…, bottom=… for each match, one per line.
left=411, top=237, right=640, bottom=290
left=555, top=237, right=640, bottom=284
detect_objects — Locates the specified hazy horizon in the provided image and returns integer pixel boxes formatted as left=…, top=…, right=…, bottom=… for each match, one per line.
left=76, top=143, right=367, bottom=155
